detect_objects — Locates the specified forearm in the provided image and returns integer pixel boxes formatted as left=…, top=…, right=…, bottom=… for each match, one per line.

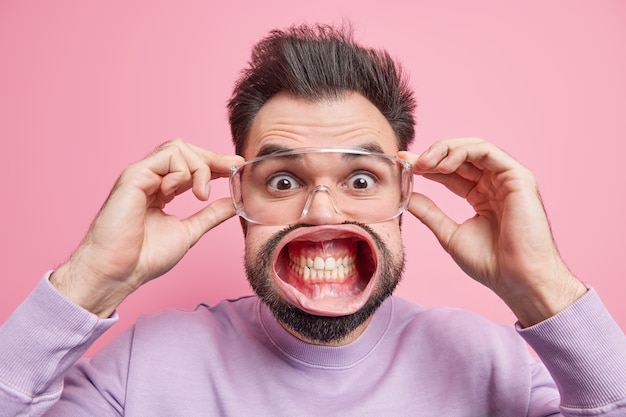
left=0, top=273, right=115, bottom=416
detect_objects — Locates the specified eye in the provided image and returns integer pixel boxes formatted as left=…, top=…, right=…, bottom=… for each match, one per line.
left=267, top=174, right=301, bottom=191
left=347, top=172, right=377, bottom=190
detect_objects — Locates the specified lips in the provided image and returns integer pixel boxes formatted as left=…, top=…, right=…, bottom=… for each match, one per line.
left=271, top=225, right=379, bottom=316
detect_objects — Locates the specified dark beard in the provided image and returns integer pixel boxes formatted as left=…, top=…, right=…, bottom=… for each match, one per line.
left=245, top=222, right=404, bottom=344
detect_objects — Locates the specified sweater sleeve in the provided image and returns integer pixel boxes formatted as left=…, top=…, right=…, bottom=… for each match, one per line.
left=518, top=288, right=626, bottom=416
left=0, top=272, right=116, bottom=417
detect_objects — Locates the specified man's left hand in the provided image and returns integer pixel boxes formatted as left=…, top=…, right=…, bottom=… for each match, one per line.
left=399, top=137, right=587, bottom=326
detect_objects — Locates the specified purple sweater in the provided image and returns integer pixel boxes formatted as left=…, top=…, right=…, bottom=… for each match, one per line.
left=1, top=274, right=625, bottom=416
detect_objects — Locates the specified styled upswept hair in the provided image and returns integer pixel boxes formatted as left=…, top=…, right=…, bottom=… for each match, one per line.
left=227, top=23, right=416, bottom=155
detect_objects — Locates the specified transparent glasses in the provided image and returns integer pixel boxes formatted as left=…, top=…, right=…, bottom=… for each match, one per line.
left=230, top=147, right=413, bottom=225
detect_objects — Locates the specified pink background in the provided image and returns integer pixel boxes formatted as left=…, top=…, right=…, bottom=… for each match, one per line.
left=1, top=1, right=624, bottom=356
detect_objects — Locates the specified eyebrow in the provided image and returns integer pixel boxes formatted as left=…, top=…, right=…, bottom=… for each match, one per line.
left=254, top=141, right=387, bottom=158
left=255, top=144, right=293, bottom=158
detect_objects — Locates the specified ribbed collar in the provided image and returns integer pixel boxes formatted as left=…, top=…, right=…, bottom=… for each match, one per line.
left=258, top=297, right=394, bottom=369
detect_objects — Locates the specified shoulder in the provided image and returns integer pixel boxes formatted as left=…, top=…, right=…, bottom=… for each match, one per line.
left=389, top=296, right=528, bottom=356
left=132, top=295, right=260, bottom=340
left=391, top=296, right=513, bottom=330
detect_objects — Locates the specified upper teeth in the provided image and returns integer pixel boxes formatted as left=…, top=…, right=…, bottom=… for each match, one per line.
left=289, top=255, right=355, bottom=283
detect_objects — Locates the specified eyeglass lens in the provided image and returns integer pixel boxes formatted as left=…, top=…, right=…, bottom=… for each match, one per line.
left=231, top=149, right=412, bottom=225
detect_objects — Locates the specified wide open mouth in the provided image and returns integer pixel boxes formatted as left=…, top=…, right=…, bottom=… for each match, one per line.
left=271, top=225, right=379, bottom=316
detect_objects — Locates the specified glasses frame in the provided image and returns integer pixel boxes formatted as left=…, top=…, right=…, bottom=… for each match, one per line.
left=229, top=147, right=414, bottom=225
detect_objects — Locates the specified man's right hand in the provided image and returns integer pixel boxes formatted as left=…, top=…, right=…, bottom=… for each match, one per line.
left=50, top=140, right=244, bottom=318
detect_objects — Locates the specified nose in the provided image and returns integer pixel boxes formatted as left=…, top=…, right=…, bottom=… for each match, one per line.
left=298, top=185, right=345, bottom=224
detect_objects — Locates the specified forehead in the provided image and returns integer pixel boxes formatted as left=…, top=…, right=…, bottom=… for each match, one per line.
left=242, top=92, right=399, bottom=158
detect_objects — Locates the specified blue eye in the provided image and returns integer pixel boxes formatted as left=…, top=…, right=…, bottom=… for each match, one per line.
left=268, top=174, right=301, bottom=191
left=347, top=172, right=376, bottom=190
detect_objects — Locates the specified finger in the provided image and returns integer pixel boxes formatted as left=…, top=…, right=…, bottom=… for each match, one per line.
left=415, top=137, right=485, bottom=172
left=138, top=140, right=244, bottom=205
left=182, top=197, right=237, bottom=247
left=112, top=151, right=187, bottom=203
left=165, top=141, right=214, bottom=201
left=160, top=147, right=196, bottom=197
left=407, top=192, right=458, bottom=250
left=397, top=150, right=420, bottom=166
left=151, top=141, right=242, bottom=202
left=446, top=143, right=518, bottom=174
left=421, top=139, right=520, bottom=175
left=399, top=151, right=484, bottom=199
left=187, top=143, right=245, bottom=179
left=420, top=172, right=477, bottom=199
left=399, top=151, right=483, bottom=183
left=185, top=144, right=245, bottom=201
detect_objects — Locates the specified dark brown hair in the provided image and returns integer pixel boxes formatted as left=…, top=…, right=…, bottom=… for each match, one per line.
left=228, top=24, right=416, bottom=155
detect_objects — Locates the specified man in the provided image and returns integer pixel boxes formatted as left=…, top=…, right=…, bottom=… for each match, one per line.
left=1, top=24, right=625, bottom=416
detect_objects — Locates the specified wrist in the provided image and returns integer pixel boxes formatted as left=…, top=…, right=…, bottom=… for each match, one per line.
left=50, top=259, right=132, bottom=318
left=499, top=268, right=588, bottom=327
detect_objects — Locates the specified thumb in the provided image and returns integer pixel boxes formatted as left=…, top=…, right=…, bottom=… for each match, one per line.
left=183, top=197, right=237, bottom=247
left=407, top=192, right=458, bottom=250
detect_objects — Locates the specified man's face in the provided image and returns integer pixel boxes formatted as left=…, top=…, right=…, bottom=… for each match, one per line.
left=241, top=92, right=406, bottom=344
